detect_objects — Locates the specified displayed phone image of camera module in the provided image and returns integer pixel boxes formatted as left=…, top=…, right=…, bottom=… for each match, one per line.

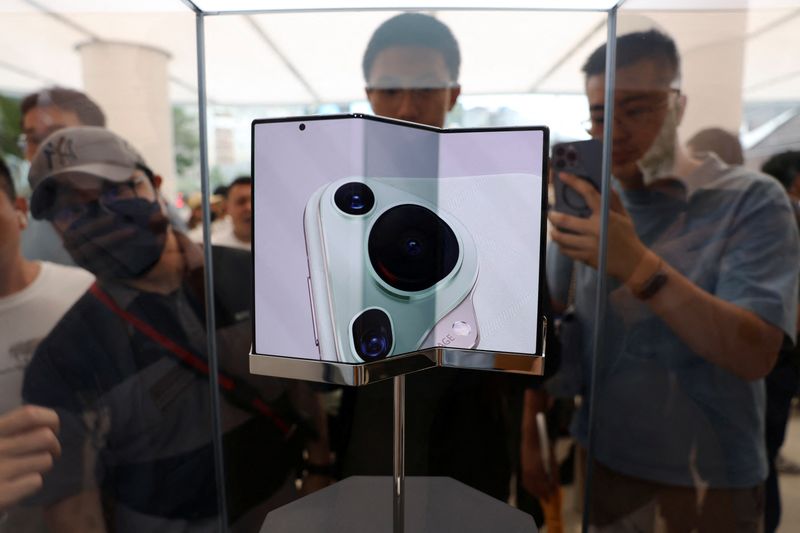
left=552, top=139, right=603, bottom=218
left=304, top=177, right=479, bottom=363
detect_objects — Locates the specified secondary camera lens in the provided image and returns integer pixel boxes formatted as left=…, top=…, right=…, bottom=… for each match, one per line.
left=368, top=204, right=459, bottom=292
left=351, top=308, right=393, bottom=361
left=334, top=182, right=375, bottom=215
left=361, top=333, right=388, bottom=358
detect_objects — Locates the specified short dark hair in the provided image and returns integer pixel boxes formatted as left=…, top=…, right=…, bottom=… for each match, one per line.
left=761, top=150, right=800, bottom=191
left=582, top=29, right=680, bottom=83
left=213, top=184, right=229, bottom=198
left=228, top=175, right=252, bottom=190
left=363, top=13, right=461, bottom=82
left=20, top=87, right=106, bottom=127
left=0, top=157, right=15, bottom=201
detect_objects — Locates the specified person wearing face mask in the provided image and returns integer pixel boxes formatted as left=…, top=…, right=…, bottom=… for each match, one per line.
left=20, top=127, right=331, bottom=533
left=18, top=87, right=188, bottom=269
left=541, top=30, right=799, bottom=531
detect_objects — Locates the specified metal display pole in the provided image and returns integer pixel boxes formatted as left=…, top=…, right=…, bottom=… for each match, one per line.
left=582, top=6, right=617, bottom=533
left=195, top=11, right=230, bottom=530
left=393, top=375, right=405, bottom=533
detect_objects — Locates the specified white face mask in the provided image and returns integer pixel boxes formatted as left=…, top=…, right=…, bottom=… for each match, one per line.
left=636, top=103, right=679, bottom=186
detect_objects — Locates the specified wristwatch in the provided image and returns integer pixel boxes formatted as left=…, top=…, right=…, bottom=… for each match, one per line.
left=633, top=263, right=668, bottom=300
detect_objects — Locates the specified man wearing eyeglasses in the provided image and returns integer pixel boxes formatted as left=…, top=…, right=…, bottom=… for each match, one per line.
left=20, top=127, right=330, bottom=532
left=17, top=87, right=106, bottom=268
left=339, top=13, right=545, bottom=509
left=544, top=30, right=799, bottom=531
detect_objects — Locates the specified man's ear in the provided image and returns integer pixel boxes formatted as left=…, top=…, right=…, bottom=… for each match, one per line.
left=153, top=174, right=163, bottom=191
left=447, top=85, right=461, bottom=112
left=676, top=93, right=688, bottom=125
left=14, top=197, right=28, bottom=229
left=790, top=172, right=800, bottom=199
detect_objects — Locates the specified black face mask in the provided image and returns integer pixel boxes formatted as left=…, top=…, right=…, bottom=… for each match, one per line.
left=62, top=197, right=169, bottom=280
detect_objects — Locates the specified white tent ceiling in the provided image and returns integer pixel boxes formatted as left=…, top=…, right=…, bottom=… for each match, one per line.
left=0, top=0, right=798, bottom=106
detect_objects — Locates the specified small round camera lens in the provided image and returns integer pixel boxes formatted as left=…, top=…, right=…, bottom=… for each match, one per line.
left=299, top=123, right=306, bottom=131
left=351, top=308, right=393, bottom=361
left=360, top=332, right=389, bottom=358
left=555, top=158, right=566, bottom=169
left=334, top=182, right=375, bottom=215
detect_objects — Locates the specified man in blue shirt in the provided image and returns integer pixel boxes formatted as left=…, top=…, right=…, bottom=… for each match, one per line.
left=547, top=30, right=799, bottom=531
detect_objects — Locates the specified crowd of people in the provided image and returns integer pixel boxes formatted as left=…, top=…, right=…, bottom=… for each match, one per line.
left=0, top=11, right=799, bottom=533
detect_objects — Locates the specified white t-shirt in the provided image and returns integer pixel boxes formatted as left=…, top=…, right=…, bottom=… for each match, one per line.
left=0, top=262, right=94, bottom=413
left=188, top=216, right=232, bottom=244
left=211, top=224, right=251, bottom=251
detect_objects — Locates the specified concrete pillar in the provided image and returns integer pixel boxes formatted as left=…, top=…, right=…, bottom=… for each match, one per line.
left=674, top=13, right=747, bottom=140
left=77, top=40, right=177, bottom=200
left=618, top=11, right=747, bottom=141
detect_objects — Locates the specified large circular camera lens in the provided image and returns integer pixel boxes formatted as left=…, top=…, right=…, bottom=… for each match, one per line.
left=334, top=182, right=375, bottom=215
left=368, top=204, right=459, bottom=292
left=351, top=308, right=393, bottom=361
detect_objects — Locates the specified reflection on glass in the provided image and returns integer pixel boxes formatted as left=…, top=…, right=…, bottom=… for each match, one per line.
left=16, top=126, right=326, bottom=532
left=3, top=2, right=799, bottom=532
left=547, top=26, right=800, bottom=532
left=340, top=15, right=548, bottom=523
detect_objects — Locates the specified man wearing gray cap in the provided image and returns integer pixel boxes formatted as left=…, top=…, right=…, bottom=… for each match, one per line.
left=21, top=126, right=330, bottom=532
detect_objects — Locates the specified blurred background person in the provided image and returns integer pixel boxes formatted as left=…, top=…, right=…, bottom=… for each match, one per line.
left=763, top=150, right=800, bottom=224
left=186, top=190, right=226, bottom=242
left=18, top=87, right=106, bottom=267
left=187, top=184, right=229, bottom=243
left=686, top=127, right=745, bottom=166
left=760, top=149, right=800, bottom=533
left=0, top=155, right=91, bottom=531
left=0, top=156, right=94, bottom=532
left=211, top=176, right=251, bottom=250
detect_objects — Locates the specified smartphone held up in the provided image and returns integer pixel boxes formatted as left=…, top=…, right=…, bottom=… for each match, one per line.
left=551, top=139, right=603, bottom=218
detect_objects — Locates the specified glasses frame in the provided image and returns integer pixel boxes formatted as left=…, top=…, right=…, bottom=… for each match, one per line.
left=582, top=87, right=681, bottom=136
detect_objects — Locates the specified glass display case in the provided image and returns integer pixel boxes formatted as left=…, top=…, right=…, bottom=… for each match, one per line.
left=1, top=1, right=798, bottom=532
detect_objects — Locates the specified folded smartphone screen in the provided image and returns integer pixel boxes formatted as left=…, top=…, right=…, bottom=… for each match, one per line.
left=251, top=114, right=548, bottom=376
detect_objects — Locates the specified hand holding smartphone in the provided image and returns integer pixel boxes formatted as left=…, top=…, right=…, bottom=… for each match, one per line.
left=551, top=139, right=603, bottom=218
